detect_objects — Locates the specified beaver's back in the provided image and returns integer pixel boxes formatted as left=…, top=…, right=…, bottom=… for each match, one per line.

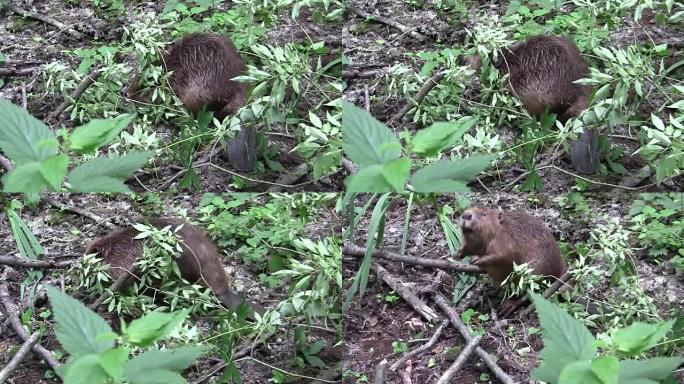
left=497, top=210, right=566, bottom=279
left=164, top=33, right=248, bottom=118
left=498, top=35, right=590, bottom=121
left=85, top=218, right=231, bottom=296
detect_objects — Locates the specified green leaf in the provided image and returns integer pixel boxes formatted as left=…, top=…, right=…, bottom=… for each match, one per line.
left=345, top=164, right=393, bottom=192
left=67, top=151, right=152, bottom=192
left=45, top=285, right=113, bottom=356
left=342, top=101, right=401, bottom=166
left=382, top=158, right=410, bottom=192
left=98, top=347, right=128, bottom=381
left=409, top=154, right=496, bottom=192
left=40, top=154, right=69, bottom=191
left=619, top=357, right=684, bottom=384
left=591, top=356, right=619, bottom=384
left=558, top=360, right=598, bottom=384
left=124, top=346, right=210, bottom=382
left=123, top=310, right=189, bottom=347
left=2, top=162, right=48, bottom=193
left=128, top=369, right=185, bottom=384
left=530, top=292, right=597, bottom=383
left=612, top=320, right=675, bottom=356
left=0, top=98, right=59, bottom=163
left=63, top=354, right=109, bottom=384
left=67, top=114, right=135, bottom=154
left=409, top=117, right=477, bottom=157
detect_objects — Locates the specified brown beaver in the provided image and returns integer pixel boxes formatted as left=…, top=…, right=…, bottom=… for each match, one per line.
left=456, top=206, right=567, bottom=317
left=85, top=218, right=265, bottom=318
left=163, top=33, right=257, bottom=172
left=492, top=35, right=599, bottom=174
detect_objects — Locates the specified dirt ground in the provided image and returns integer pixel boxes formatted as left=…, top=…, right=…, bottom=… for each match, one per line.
left=342, top=0, right=684, bottom=193
left=0, top=193, right=341, bottom=383
left=0, top=1, right=342, bottom=192
left=342, top=193, right=684, bottom=383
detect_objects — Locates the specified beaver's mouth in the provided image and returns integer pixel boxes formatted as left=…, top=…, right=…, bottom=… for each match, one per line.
left=461, top=221, right=474, bottom=233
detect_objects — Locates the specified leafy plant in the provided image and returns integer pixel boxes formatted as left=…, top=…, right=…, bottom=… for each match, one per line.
left=530, top=292, right=682, bottom=384
left=0, top=99, right=151, bottom=192
left=342, top=102, right=497, bottom=192
left=45, top=285, right=208, bottom=384
left=628, top=193, right=683, bottom=271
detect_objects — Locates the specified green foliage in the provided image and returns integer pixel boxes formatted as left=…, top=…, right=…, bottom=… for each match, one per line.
left=501, top=262, right=546, bottom=299
left=294, top=327, right=327, bottom=368
left=0, top=99, right=151, bottom=192
left=531, top=292, right=682, bottom=384
left=628, top=193, right=683, bottom=271
left=45, top=286, right=208, bottom=384
left=342, top=102, right=496, bottom=192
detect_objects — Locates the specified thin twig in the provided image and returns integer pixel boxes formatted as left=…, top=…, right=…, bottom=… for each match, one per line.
left=521, top=272, right=572, bottom=317
left=0, top=67, right=40, bottom=77
left=433, top=293, right=516, bottom=384
left=435, top=335, right=482, bottom=384
left=344, top=245, right=481, bottom=273
left=348, top=6, right=426, bottom=41
left=48, top=68, right=101, bottom=122
left=389, top=70, right=446, bottom=126
left=5, top=4, right=83, bottom=38
left=371, top=262, right=440, bottom=323
left=89, top=267, right=137, bottom=310
left=390, top=319, right=449, bottom=371
left=43, top=197, right=117, bottom=230
left=0, top=255, right=73, bottom=269
left=0, top=278, right=61, bottom=371
left=0, top=331, right=42, bottom=383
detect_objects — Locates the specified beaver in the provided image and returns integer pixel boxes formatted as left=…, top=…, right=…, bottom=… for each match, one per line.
left=85, top=218, right=265, bottom=318
left=163, top=33, right=257, bottom=172
left=491, top=35, right=599, bottom=174
left=456, top=206, right=567, bottom=317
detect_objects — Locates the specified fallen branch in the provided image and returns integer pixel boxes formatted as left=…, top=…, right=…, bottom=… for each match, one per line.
left=348, top=6, right=426, bottom=41
left=0, top=278, right=61, bottom=371
left=44, top=197, right=117, bottom=230
left=389, top=70, right=446, bottom=126
left=433, top=293, right=516, bottom=384
left=89, top=267, right=137, bottom=310
left=48, top=67, right=101, bottom=122
left=435, top=334, right=482, bottom=384
left=5, top=4, right=83, bottom=38
left=390, top=318, right=449, bottom=371
left=372, top=262, right=440, bottom=323
left=521, top=272, right=571, bottom=317
left=0, top=66, right=40, bottom=77
left=0, top=331, right=42, bottom=383
left=0, top=255, right=73, bottom=269
left=344, top=244, right=481, bottom=273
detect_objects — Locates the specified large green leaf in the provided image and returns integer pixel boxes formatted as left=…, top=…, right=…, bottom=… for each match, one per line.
left=98, top=348, right=127, bottom=382
left=619, top=357, right=684, bottom=384
left=122, top=310, right=189, bottom=347
left=342, top=101, right=401, bottom=166
left=40, top=154, right=69, bottom=191
left=345, top=164, right=394, bottom=193
left=2, top=162, right=48, bottom=192
left=612, top=320, right=675, bottom=356
left=128, top=369, right=185, bottom=384
left=45, top=286, right=113, bottom=357
left=382, top=158, right=410, bottom=192
left=410, top=154, right=496, bottom=192
left=409, top=117, right=477, bottom=157
left=530, top=292, right=597, bottom=383
left=67, top=114, right=136, bottom=154
left=0, top=98, right=59, bottom=163
left=124, top=346, right=210, bottom=383
left=63, top=354, right=110, bottom=384
left=67, top=151, right=152, bottom=192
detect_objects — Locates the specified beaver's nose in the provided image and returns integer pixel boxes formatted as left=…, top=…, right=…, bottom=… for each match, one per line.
left=462, top=211, right=472, bottom=220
